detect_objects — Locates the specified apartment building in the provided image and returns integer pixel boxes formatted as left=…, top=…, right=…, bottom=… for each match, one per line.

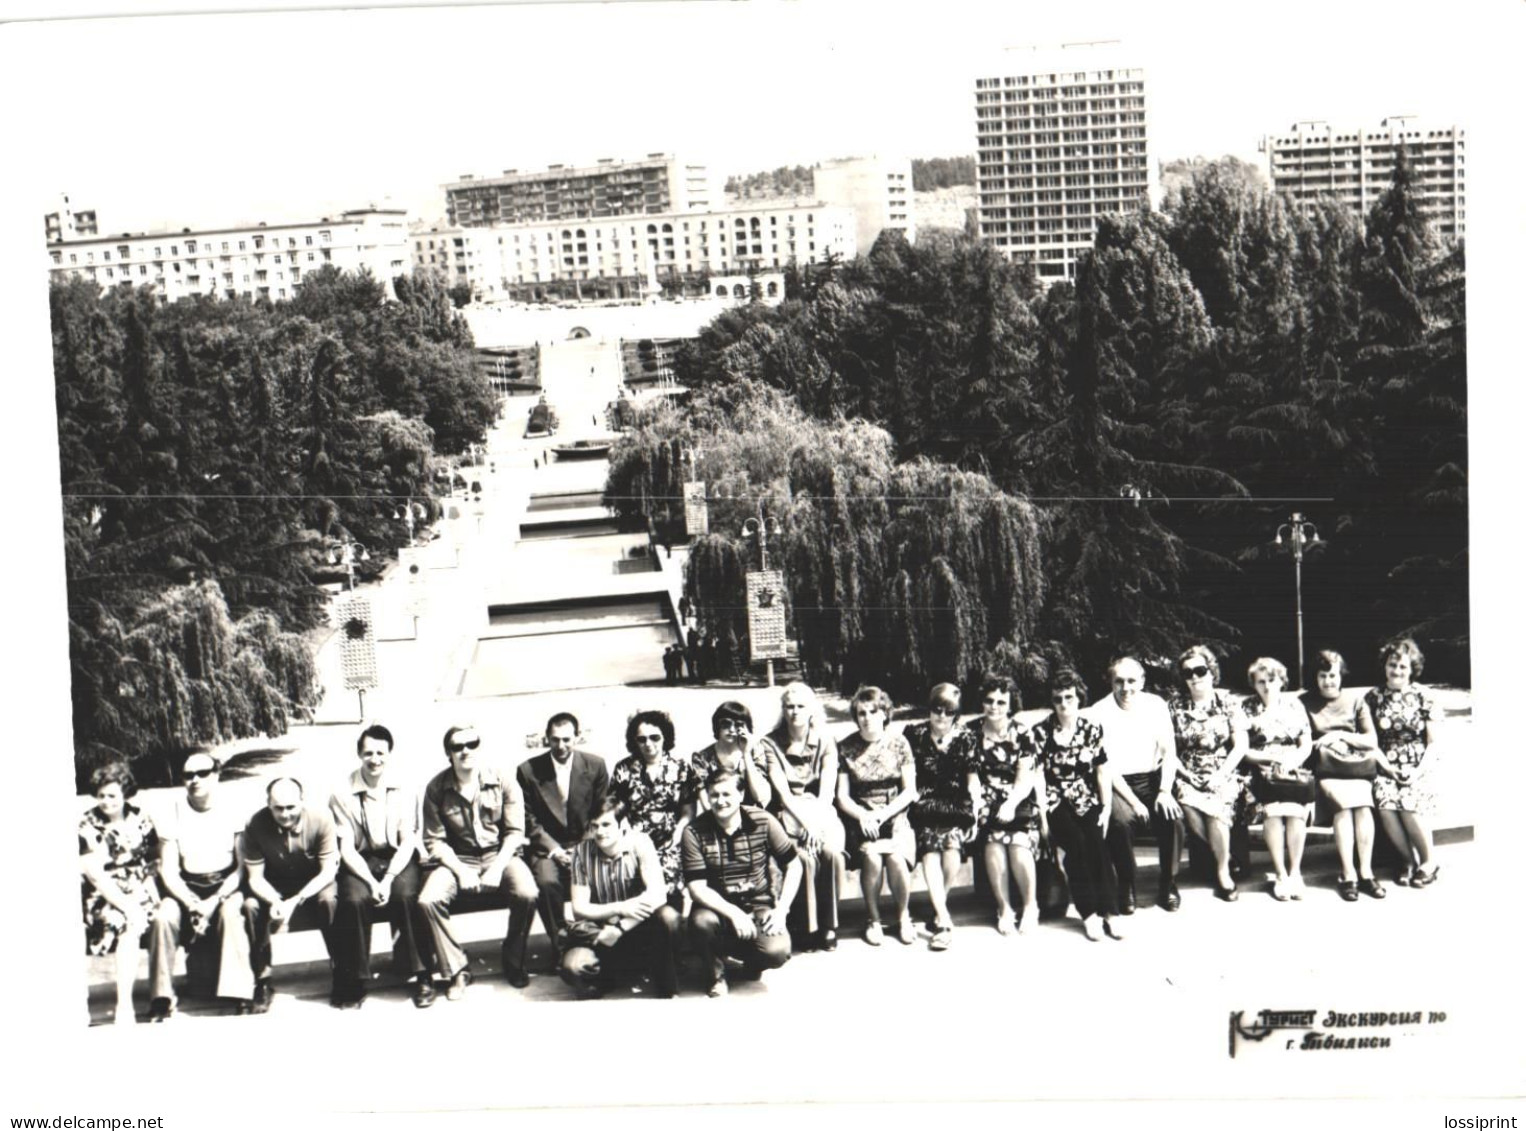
left=47, top=206, right=410, bottom=303
left=444, top=153, right=717, bottom=228
left=814, top=155, right=915, bottom=252
left=44, top=194, right=97, bottom=242
left=975, top=44, right=1154, bottom=281
left=1260, top=118, right=1465, bottom=241
left=412, top=201, right=855, bottom=302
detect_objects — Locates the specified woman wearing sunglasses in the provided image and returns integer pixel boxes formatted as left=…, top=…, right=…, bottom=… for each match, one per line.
left=760, top=682, right=846, bottom=951
left=610, top=709, right=693, bottom=900
left=903, top=683, right=981, bottom=951
left=1168, top=645, right=1250, bottom=901
left=687, top=700, right=773, bottom=814
left=961, top=674, right=1044, bottom=935
left=836, top=686, right=919, bottom=946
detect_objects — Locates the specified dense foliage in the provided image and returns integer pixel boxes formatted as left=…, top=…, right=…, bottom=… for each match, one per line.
left=660, top=150, right=1468, bottom=688
left=911, top=156, right=977, bottom=191
left=54, top=267, right=494, bottom=782
left=725, top=165, right=816, bottom=201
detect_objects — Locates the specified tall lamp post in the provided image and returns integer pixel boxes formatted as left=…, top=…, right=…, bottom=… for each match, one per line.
left=1274, top=512, right=1321, bottom=688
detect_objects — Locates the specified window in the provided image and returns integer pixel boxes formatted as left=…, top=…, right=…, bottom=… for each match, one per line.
left=305, top=235, right=313, bottom=246
left=319, top=230, right=331, bottom=243
left=117, top=245, right=130, bottom=259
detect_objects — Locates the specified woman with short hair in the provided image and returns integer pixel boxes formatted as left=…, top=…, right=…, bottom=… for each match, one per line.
left=1241, top=657, right=1314, bottom=900
left=610, top=709, right=693, bottom=901
left=1362, top=638, right=1442, bottom=887
left=903, top=683, right=980, bottom=951
left=79, top=762, right=161, bottom=1023
left=1169, top=645, right=1250, bottom=901
left=1305, top=650, right=1386, bottom=901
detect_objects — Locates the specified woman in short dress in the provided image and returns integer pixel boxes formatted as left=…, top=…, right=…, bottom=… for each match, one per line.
left=79, top=762, right=161, bottom=1023
left=1240, top=657, right=1314, bottom=901
left=836, top=686, right=919, bottom=947
left=903, top=682, right=980, bottom=951
left=960, top=674, right=1044, bottom=935
left=1169, top=645, right=1250, bottom=901
left=760, top=682, right=846, bottom=951
left=1030, top=669, right=1121, bottom=942
left=1362, top=638, right=1442, bottom=887
left=1305, top=650, right=1386, bottom=901
left=609, top=709, right=693, bottom=902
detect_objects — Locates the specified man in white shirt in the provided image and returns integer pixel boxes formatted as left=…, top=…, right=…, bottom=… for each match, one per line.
left=146, top=753, right=253, bottom=1020
left=1085, top=656, right=1184, bottom=913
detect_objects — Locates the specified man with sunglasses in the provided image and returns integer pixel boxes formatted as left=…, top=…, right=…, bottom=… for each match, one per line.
left=146, top=753, right=254, bottom=1021
left=517, top=712, right=610, bottom=969
left=419, top=725, right=539, bottom=998
left=1085, top=656, right=1185, bottom=913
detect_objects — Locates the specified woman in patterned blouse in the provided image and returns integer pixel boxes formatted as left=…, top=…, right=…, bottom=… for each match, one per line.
left=903, top=682, right=981, bottom=952
left=1240, top=657, right=1314, bottom=901
left=1169, top=645, right=1251, bottom=901
left=836, top=686, right=920, bottom=947
left=610, top=709, right=694, bottom=900
left=79, top=762, right=161, bottom=1023
left=1362, top=638, right=1442, bottom=887
left=1030, top=669, right=1121, bottom=942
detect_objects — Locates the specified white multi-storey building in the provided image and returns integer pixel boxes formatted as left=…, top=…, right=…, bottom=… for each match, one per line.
left=47, top=206, right=410, bottom=303
left=444, top=154, right=718, bottom=228
left=412, top=201, right=856, bottom=303
left=1260, top=118, right=1465, bottom=241
left=974, top=44, right=1154, bottom=281
left=813, top=155, right=915, bottom=252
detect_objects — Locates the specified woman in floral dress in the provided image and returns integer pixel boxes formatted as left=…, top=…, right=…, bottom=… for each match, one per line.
left=1361, top=637, right=1442, bottom=887
left=609, top=709, right=693, bottom=901
left=960, top=674, right=1044, bottom=935
left=760, top=682, right=845, bottom=951
left=1240, top=657, right=1314, bottom=901
left=903, top=682, right=980, bottom=951
left=79, top=762, right=161, bottom=1023
left=1030, top=669, right=1121, bottom=942
left=836, top=686, right=919, bottom=947
left=1169, top=645, right=1250, bottom=901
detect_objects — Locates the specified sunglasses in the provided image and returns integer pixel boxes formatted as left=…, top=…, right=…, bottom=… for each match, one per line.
left=716, top=720, right=748, bottom=733
left=183, top=768, right=215, bottom=780
left=983, top=696, right=1009, bottom=706
left=1180, top=665, right=1211, bottom=679
left=636, top=733, right=665, bottom=744
left=449, top=738, right=481, bottom=752
left=929, top=705, right=959, bottom=716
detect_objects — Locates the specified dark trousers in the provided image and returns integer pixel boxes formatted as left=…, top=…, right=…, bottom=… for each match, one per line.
left=1049, top=803, right=1118, bottom=918
left=242, top=880, right=338, bottom=984
left=1106, top=771, right=1183, bottom=894
left=560, top=905, right=682, bottom=997
left=532, top=854, right=572, bottom=955
left=333, top=852, right=429, bottom=994
left=689, top=905, right=791, bottom=984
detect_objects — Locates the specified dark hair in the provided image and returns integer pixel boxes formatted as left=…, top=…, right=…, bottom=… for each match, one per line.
left=704, top=766, right=745, bottom=793
left=267, top=776, right=304, bottom=799
left=1310, top=649, right=1349, bottom=689
left=357, top=723, right=394, bottom=754
left=1048, top=668, right=1089, bottom=703
left=978, top=674, right=1018, bottom=708
left=91, top=762, right=137, bottom=799
left=546, top=711, right=581, bottom=736
left=442, top=725, right=477, bottom=755
left=1379, top=637, right=1425, bottom=680
left=711, top=701, right=753, bottom=736
left=625, top=709, right=676, bottom=755
left=851, top=685, right=894, bottom=718
left=1176, top=644, right=1220, bottom=683
left=590, top=794, right=629, bottom=824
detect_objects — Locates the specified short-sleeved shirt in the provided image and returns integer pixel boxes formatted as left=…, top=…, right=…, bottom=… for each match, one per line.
left=610, top=750, right=692, bottom=847
left=1083, top=692, right=1173, bottom=777
left=572, top=829, right=660, bottom=906
left=1168, top=690, right=1246, bottom=778
left=759, top=724, right=838, bottom=799
left=423, top=766, right=526, bottom=859
left=328, top=769, right=421, bottom=855
left=242, top=806, right=338, bottom=894
left=1242, top=693, right=1312, bottom=762
left=164, top=797, right=242, bottom=876
left=1030, top=715, right=1108, bottom=816
left=903, top=721, right=973, bottom=801
left=681, top=805, right=795, bottom=913
left=688, top=742, right=770, bottom=807
left=838, top=730, right=915, bottom=811
left=1307, top=689, right=1368, bottom=740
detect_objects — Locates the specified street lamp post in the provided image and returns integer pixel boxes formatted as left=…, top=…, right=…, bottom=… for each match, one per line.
left=1274, top=512, right=1321, bottom=688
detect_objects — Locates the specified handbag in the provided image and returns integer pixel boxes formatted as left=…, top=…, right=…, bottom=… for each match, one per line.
left=910, top=793, right=975, bottom=831
left=1314, top=747, right=1378, bottom=780
left=1250, top=764, right=1317, bottom=805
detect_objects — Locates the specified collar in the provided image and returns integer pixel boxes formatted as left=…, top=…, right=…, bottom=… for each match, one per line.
left=707, top=805, right=760, bottom=838
left=349, top=767, right=393, bottom=798
left=273, top=808, right=309, bottom=839
left=444, top=765, right=502, bottom=795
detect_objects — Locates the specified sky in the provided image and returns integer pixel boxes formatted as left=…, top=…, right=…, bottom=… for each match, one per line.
left=0, top=0, right=1508, bottom=233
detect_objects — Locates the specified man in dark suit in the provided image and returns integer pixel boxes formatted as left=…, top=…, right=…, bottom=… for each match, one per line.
left=517, top=712, right=609, bottom=965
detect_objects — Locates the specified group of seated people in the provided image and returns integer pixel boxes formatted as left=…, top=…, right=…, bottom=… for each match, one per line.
left=79, top=637, right=1447, bottom=1020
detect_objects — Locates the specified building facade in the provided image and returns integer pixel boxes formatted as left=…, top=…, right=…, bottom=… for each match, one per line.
left=44, top=194, right=97, bottom=242
left=47, top=207, right=410, bottom=303
left=412, top=201, right=855, bottom=303
left=974, top=46, right=1153, bottom=281
left=444, top=154, right=717, bottom=228
left=1260, top=118, right=1464, bottom=241
left=813, top=155, right=915, bottom=252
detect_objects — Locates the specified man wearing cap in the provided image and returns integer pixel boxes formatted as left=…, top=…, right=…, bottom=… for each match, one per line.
left=419, top=724, right=539, bottom=998
left=1085, top=656, right=1184, bottom=913
left=241, top=777, right=341, bottom=1013
left=517, top=712, right=609, bottom=966
left=146, top=753, right=253, bottom=1021
left=329, top=723, right=433, bottom=1009
left=682, top=768, right=802, bottom=997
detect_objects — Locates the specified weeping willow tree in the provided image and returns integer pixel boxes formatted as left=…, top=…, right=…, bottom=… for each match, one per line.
left=607, top=380, right=1047, bottom=700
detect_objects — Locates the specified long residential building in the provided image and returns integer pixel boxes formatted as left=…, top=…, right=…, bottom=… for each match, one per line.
left=413, top=200, right=856, bottom=303
left=974, top=43, right=1154, bottom=282
left=46, top=205, right=410, bottom=303
left=444, top=153, right=717, bottom=228
left=1260, top=118, right=1465, bottom=241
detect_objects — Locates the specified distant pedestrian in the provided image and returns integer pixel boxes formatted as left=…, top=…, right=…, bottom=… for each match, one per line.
left=663, top=645, right=680, bottom=686
left=678, top=596, right=692, bottom=623
left=703, top=632, right=719, bottom=683
left=685, top=630, right=701, bottom=682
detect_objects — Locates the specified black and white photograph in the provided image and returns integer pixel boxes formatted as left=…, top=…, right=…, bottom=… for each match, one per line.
left=0, top=0, right=1519, bottom=1126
